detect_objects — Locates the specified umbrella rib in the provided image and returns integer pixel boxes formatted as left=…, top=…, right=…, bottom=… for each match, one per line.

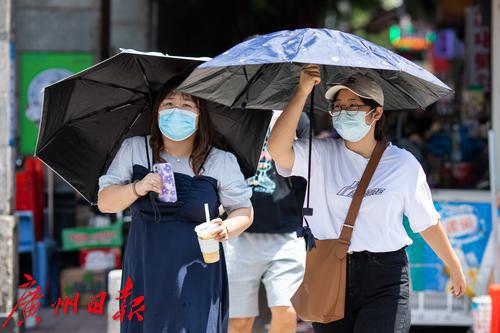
left=379, top=73, right=428, bottom=109
left=35, top=157, right=94, bottom=204
left=78, top=77, right=148, bottom=98
left=231, top=64, right=268, bottom=108
left=36, top=97, right=145, bottom=154
left=92, top=106, right=148, bottom=202
left=37, top=105, right=148, bottom=204
left=243, top=66, right=249, bottom=81
left=68, top=97, right=146, bottom=123
left=132, top=55, right=154, bottom=106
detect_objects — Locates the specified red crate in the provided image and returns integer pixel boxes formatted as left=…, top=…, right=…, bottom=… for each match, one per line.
left=15, top=158, right=46, bottom=241
left=16, top=172, right=37, bottom=210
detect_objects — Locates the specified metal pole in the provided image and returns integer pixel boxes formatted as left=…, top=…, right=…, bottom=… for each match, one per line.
left=491, top=0, right=500, bottom=283
left=488, top=130, right=498, bottom=285
left=100, top=0, right=110, bottom=60
left=48, top=169, right=54, bottom=240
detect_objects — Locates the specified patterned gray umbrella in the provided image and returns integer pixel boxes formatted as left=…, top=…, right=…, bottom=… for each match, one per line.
left=178, top=28, right=453, bottom=112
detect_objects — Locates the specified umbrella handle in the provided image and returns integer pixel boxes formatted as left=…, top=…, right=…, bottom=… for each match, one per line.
left=303, top=86, right=314, bottom=217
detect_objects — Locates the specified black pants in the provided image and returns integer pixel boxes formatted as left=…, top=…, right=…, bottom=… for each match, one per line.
left=312, top=248, right=411, bottom=333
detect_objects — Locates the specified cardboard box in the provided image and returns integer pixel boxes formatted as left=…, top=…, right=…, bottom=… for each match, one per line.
left=80, top=248, right=122, bottom=270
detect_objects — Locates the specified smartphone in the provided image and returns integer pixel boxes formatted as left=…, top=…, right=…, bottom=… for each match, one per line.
left=152, top=162, right=177, bottom=203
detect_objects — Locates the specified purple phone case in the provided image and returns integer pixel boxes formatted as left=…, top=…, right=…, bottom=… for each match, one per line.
left=153, top=162, right=177, bottom=203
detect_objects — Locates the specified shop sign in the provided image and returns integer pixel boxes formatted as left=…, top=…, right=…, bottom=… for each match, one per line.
left=62, top=223, right=123, bottom=250
left=465, top=6, right=490, bottom=91
left=19, top=52, right=93, bottom=154
left=405, top=200, right=493, bottom=297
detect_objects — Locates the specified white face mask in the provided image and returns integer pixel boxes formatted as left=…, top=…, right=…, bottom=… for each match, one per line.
left=331, top=109, right=375, bottom=142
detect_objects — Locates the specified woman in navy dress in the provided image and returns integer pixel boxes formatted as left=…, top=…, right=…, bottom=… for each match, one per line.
left=97, top=79, right=254, bottom=333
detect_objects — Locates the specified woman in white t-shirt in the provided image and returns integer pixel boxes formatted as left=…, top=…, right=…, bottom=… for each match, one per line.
left=268, top=64, right=466, bottom=333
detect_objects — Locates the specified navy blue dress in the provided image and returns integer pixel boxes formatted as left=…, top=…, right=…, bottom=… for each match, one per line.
left=120, top=151, right=229, bottom=332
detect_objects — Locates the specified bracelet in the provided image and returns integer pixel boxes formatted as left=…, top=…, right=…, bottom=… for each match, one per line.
left=131, top=180, right=143, bottom=198
left=224, top=223, right=230, bottom=239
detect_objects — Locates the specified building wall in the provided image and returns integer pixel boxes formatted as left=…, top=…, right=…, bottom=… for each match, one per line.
left=0, top=0, right=14, bottom=216
left=15, top=0, right=150, bottom=57
left=15, top=0, right=101, bottom=53
left=0, top=0, right=17, bottom=324
left=111, top=0, right=151, bottom=52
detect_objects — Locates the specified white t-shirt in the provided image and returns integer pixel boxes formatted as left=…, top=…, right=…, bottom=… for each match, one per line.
left=276, top=138, right=440, bottom=253
left=98, top=136, right=252, bottom=214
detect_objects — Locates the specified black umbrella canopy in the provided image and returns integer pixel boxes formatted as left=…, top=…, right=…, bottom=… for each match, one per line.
left=36, top=50, right=271, bottom=204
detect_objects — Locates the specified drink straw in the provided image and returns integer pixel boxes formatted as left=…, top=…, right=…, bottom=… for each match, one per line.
left=204, top=203, right=210, bottom=223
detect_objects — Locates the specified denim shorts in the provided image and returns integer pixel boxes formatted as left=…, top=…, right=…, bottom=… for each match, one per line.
left=312, top=247, right=411, bottom=333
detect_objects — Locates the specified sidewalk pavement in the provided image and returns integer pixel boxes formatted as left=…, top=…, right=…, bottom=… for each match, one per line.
left=28, top=307, right=106, bottom=333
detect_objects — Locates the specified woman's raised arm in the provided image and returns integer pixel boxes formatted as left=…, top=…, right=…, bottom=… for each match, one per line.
left=268, top=64, right=320, bottom=169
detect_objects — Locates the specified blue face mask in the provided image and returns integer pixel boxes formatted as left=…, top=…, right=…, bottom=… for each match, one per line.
left=158, top=108, right=198, bottom=141
left=332, top=109, right=375, bottom=142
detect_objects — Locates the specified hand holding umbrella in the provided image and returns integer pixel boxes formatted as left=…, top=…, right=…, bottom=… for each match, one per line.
left=297, top=64, right=321, bottom=97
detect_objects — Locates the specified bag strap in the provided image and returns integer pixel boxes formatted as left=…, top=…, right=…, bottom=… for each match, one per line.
left=144, top=136, right=152, bottom=171
left=338, top=140, right=388, bottom=245
left=144, top=136, right=160, bottom=222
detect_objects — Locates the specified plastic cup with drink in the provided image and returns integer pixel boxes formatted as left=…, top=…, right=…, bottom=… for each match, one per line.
left=194, top=203, right=220, bottom=264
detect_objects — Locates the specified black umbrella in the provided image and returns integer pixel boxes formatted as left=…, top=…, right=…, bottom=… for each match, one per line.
left=35, top=50, right=272, bottom=204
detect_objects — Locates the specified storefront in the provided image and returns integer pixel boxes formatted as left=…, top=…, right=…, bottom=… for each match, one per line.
left=371, top=0, right=499, bottom=327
